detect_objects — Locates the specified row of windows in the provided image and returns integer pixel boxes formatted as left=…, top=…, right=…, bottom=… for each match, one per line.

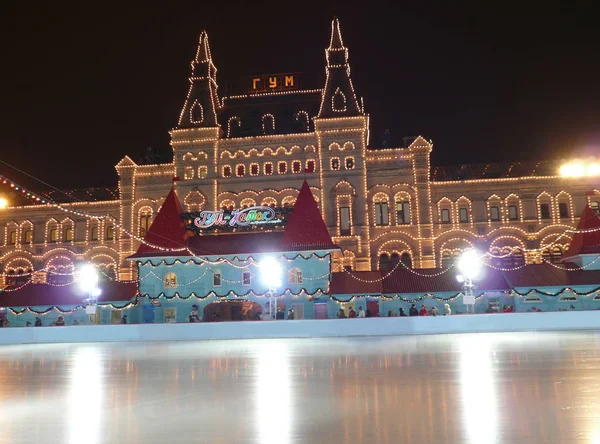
left=4, top=264, right=117, bottom=286
left=436, top=202, right=570, bottom=225
left=330, top=157, right=355, bottom=171
left=163, top=268, right=304, bottom=289
left=374, top=200, right=411, bottom=226
left=221, top=160, right=317, bottom=178
left=184, top=166, right=208, bottom=180
left=6, top=225, right=114, bottom=245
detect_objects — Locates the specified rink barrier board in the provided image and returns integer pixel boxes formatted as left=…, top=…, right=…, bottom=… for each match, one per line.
left=0, top=311, right=599, bottom=344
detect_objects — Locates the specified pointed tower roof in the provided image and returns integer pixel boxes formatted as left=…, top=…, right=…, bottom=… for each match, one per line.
left=195, top=30, right=212, bottom=62
left=318, top=18, right=362, bottom=118
left=177, top=30, right=220, bottom=129
left=128, top=188, right=190, bottom=259
left=329, top=17, right=344, bottom=49
left=563, top=205, right=600, bottom=259
left=281, top=181, right=338, bottom=251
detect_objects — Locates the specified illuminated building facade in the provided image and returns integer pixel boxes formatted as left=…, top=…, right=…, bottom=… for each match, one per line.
left=1, top=17, right=600, bottom=288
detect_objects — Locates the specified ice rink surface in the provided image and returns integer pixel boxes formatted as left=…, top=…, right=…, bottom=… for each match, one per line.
left=1, top=331, right=599, bottom=444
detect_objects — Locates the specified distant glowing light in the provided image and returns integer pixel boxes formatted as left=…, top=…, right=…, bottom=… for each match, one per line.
left=457, top=249, right=483, bottom=280
left=0, top=197, right=8, bottom=209
left=559, top=161, right=600, bottom=177
left=260, top=256, right=282, bottom=289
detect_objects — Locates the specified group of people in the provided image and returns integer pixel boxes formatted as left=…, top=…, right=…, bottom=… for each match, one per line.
left=407, top=304, right=452, bottom=317
left=337, top=306, right=367, bottom=318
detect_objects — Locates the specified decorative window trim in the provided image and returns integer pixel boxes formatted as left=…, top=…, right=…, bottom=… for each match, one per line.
left=277, top=161, right=287, bottom=174
left=184, top=166, right=195, bottom=180
left=189, top=99, right=204, bottom=124
left=261, top=114, right=275, bottom=135
left=331, top=157, right=341, bottom=171
left=236, top=164, right=246, bottom=177
left=264, top=162, right=274, bottom=175
left=250, top=163, right=260, bottom=176
left=292, top=160, right=302, bottom=174
left=227, top=116, right=241, bottom=138
left=222, top=165, right=232, bottom=178
left=332, top=87, right=347, bottom=112
left=305, top=159, right=316, bottom=173
left=198, top=166, right=208, bottom=179
left=345, top=157, right=355, bottom=170
left=294, top=110, right=311, bottom=132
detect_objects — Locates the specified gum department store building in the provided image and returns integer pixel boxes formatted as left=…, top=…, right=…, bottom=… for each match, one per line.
left=1, top=18, right=599, bottom=284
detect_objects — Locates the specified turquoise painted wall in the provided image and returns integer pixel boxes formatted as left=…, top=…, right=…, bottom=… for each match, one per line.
left=134, top=251, right=332, bottom=321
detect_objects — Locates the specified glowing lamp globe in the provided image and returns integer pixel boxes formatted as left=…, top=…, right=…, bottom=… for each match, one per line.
left=90, top=288, right=102, bottom=298
left=259, top=256, right=282, bottom=289
left=0, top=197, right=8, bottom=209
left=77, top=264, right=99, bottom=292
left=457, top=250, right=482, bottom=280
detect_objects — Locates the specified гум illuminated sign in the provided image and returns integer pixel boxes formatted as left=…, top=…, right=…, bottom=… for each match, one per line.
left=193, top=206, right=282, bottom=229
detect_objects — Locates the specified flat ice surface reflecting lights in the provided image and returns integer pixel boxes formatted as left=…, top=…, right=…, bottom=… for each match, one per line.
left=1, top=331, right=600, bottom=443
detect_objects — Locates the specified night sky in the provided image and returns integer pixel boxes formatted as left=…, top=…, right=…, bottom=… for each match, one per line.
left=1, top=1, right=599, bottom=191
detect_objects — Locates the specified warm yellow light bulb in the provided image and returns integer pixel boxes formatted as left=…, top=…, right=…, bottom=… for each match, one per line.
left=0, top=197, right=8, bottom=209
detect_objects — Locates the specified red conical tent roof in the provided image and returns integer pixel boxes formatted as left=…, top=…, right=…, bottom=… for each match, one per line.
left=281, top=181, right=338, bottom=252
left=129, top=188, right=190, bottom=258
left=564, top=205, right=600, bottom=258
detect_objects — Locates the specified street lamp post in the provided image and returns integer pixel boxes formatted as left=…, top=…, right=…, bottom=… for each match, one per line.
left=259, top=257, right=282, bottom=320
left=456, top=250, right=482, bottom=315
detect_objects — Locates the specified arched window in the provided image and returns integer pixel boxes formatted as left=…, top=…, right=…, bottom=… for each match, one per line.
left=164, top=272, right=177, bottom=288
left=501, top=248, right=513, bottom=269
left=441, top=251, right=453, bottom=269
left=49, top=228, right=58, bottom=242
left=332, top=88, right=347, bottom=112
left=292, top=160, right=302, bottom=173
left=396, top=196, right=411, bottom=225
left=190, top=100, right=204, bottom=124
left=374, top=195, right=389, bottom=226
left=262, top=114, right=275, bottom=135
left=278, top=161, right=287, bottom=174
left=295, top=111, right=310, bottom=132
left=552, top=247, right=562, bottom=263
left=379, top=254, right=391, bottom=271
left=227, top=117, right=241, bottom=138
left=139, top=209, right=152, bottom=237
left=222, top=165, right=232, bottom=178
left=8, top=230, right=16, bottom=245
left=288, top=268, right=303, bottom=284
left=345, top=157, right=355, bottom=170
left=250, top=163, right=260, bottom=176
left=400, top=253, right=412, bottom=269
left=106, top=225, right=115, bottom=240
left=236, top=164, right=245, bottom=177
left=305, top=159, right=315, bottom=173
left=23, top=229, right=33, bottom=244
left=90, top=226, right=98, bottom=241
left=513, top=249, right=525, bottom=267
left=390, top=253, right=400, bottom=269
left=64, top=227, right=74, bottom=242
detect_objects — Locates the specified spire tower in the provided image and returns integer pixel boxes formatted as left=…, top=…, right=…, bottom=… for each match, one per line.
left=177, top=30, right=220, bottom=128
left=318, top=18, right=363, bottom=118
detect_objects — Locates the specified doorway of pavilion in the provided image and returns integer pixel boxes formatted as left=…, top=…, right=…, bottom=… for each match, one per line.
left=203, top=300, right=263, bottom=321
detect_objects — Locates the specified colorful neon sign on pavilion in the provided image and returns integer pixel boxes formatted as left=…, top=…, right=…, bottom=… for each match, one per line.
left=193, top=206, right=282, bottom=229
